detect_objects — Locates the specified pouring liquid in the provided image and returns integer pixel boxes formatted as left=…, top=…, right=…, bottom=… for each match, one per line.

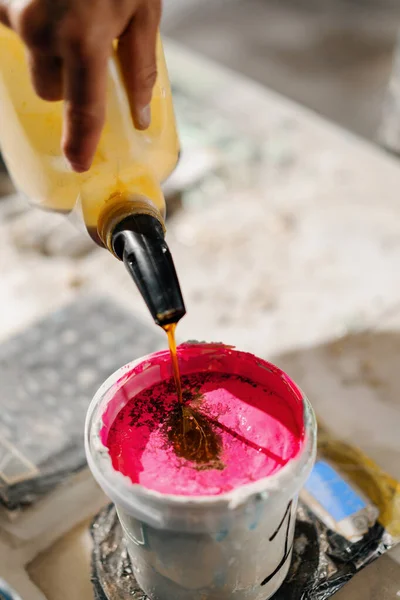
left=163, top=323, right=183, bottom=404
left=162, top=324, right=223, bottom=467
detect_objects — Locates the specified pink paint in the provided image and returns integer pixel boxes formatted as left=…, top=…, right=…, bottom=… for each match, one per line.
left=104, top=345, right=305, bottom=497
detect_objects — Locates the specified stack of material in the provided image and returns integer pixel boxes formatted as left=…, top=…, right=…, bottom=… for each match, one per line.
left=0, top=296, right=163, bottom=598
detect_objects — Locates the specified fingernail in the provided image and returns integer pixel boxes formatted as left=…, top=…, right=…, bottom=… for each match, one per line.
left=137, top=105, right=151, bottom=130
left=69, top=161, right=89, bottom=173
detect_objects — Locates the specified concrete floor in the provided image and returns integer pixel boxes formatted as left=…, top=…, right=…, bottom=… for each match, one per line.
left=163, top=0, right=400, bottom=141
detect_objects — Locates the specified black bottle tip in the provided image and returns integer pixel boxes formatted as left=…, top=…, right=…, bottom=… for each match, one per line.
left=111, top=214, right=186, bottom=327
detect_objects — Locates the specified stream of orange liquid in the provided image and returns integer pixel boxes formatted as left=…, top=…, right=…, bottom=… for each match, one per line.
left=163, top=322, right=183, bottom=404
left=162, top=323, right=223, bottom=466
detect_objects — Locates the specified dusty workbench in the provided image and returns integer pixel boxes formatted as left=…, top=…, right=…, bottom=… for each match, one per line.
left=1, top=40, right=400, bottom=599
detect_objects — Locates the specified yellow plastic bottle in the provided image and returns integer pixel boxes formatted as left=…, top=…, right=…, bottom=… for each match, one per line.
left=0, top=24, right=180, bottom=237
left=0, top=24, right=185, bottom=327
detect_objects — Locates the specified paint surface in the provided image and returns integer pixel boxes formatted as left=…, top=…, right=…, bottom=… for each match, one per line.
left=106, top=365, right=304, bottom=496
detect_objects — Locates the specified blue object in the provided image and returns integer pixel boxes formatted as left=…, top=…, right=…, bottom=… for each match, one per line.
left=304, top=460, right=367, bottom=522
left=0, top=580, right=22, bottom=600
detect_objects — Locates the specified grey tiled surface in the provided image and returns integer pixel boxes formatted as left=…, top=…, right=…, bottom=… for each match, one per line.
left=0, top=296, right=162, bottom=510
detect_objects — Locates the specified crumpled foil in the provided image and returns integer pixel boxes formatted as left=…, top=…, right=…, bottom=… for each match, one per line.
left=274, top=507, right=390, bottom=600
left=91, top=504, right=146, bottom=600
left=90, top=501, right=392, bottom=600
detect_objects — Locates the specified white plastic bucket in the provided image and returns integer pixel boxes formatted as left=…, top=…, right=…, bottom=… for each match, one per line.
left=85, top=343, right=317, bottom=600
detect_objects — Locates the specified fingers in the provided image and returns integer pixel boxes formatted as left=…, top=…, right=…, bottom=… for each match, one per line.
left=62, top=45, right=109, bottom=172
left=118, top=0, right=161, bottom=130
left=0, top=3, right=10, bottom=28
left=19, top=0, right=109, bottom=172
left=2, top=0, right=162, bottom=171
left=27, top=52, right=63, bottom=101
left=12, top=0, right=64, bottom=101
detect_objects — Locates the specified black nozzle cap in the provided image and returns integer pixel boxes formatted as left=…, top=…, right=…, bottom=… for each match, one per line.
left=111, top=214, right=186, bottom=327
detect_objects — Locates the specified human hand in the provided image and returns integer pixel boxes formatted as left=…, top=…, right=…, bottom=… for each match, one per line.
left=0, top=0, right=161, bottom=172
